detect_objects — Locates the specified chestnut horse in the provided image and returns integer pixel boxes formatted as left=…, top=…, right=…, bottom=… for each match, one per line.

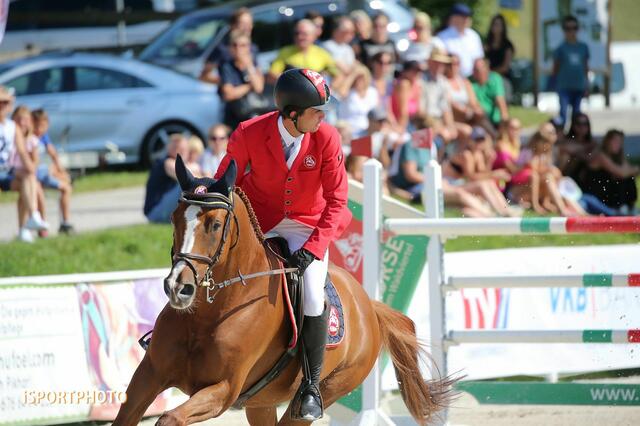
left=114, top=158, right=451, bottom=425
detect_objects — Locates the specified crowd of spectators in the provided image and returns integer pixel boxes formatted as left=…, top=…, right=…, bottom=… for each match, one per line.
left=0, top=86, right=75, bottom=242
left=143, top=3, right=636, bottom=222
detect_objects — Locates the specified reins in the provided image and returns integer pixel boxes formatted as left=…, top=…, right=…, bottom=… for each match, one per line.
left=170, top=190, right=297, bottom=303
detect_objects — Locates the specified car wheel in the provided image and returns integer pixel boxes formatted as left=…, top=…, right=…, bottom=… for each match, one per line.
left=141, top=121, right=199, bottom=167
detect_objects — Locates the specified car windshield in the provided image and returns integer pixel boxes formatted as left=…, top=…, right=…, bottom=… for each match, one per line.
left=363, top=0, right=413, bottom=33
left=140, top=14, right=226, bottom=61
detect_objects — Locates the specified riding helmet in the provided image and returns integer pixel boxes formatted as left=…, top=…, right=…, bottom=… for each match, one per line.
left=274, top=68, right=332, bottom=115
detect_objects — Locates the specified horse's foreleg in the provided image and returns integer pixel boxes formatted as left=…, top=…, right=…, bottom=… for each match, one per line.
left=156, top=381, right=235, bottom=425
left=246, top=406, right=277, bottom=426
left=113, top=354, right=166, bottom=426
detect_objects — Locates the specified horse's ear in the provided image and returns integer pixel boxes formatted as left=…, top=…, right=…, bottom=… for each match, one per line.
left=221, top=159, right=237, bottom=192
left=175, top=154, right=195, bottom=191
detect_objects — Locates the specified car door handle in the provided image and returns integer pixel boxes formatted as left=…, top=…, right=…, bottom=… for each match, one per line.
left=126, top=98, right=145, bottom=106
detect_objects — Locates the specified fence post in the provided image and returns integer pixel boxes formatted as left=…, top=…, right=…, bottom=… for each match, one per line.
left=350, top=159, right=394, bottom=425
left=423, top=157, right=447, bottom=384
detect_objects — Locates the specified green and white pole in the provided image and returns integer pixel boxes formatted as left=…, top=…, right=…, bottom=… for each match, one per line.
left=446, top=273, right=640, bottom=290
left=447, top=329, right=640, bottom=345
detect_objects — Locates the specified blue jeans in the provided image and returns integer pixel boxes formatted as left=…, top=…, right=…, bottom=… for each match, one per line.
left=145, top=184, right=181, bottom=223
left=579, top=193, right=618, bottom=217
left=557, top=89, right=583, bottom=127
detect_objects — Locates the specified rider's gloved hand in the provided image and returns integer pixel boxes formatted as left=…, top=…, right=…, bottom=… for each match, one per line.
left=288, top=248, right=317, bottom=274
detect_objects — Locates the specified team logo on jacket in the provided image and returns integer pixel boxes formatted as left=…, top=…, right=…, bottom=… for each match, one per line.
left=304, top=155, right=316, bottom=168
left=194, top=185, right=207, bottom=195
left=328, top=306, right=340, bottom=336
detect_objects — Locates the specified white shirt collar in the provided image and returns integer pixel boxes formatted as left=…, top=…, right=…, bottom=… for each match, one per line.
left=277, top=115, right=304, bottom=147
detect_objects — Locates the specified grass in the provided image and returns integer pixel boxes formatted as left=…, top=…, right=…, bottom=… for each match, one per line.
left=0, top=224, right=172, bottom=277
left=0, top=170, right=148, bottom=204
left=508, top=106, right=551, bottom=128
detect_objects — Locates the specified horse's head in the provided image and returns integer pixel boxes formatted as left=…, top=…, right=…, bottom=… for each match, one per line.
left=165, top=154, right=237, bottom=310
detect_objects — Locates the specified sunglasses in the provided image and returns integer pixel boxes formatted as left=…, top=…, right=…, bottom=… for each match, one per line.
left=232, top=42, right=249, bottom=47
left=375, top=60, right=392, bottom=65
left=575, top=121, right=589, bottom=126
left=563, top=25, right=578, bottom=31
left=209, top=135, right=228, bottom=141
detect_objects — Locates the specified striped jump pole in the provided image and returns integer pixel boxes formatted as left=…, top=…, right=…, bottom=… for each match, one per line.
left=446, top=273, right=640, bottom=290
left=447, top=329, right=640, bottom=345
left=385, top=216, right=640, bottom=237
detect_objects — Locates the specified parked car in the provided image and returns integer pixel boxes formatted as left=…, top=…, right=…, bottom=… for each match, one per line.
left=0, top=52, right=222, bottom=166
left=138, top=0, right=415, bottom=76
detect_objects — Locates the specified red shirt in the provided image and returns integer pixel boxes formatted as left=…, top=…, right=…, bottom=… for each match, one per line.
left=215, top=111, right=351, bottom=259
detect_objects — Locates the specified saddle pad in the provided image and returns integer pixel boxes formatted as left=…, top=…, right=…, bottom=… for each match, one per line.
left=283, top=278, right=346, bottom=349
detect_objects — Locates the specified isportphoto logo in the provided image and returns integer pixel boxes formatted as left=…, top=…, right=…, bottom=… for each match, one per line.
left=22, top=390, right=127, bottom=405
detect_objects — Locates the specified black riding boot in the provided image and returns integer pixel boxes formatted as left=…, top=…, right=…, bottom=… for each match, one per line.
left=292, top=308, right=328, bottom=421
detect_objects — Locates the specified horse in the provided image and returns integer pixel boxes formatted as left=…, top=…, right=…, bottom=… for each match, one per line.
left=114, top=156, right=453, bottom=425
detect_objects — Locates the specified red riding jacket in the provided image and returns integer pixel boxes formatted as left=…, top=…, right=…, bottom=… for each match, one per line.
left=214, top=111, right=351, bottom=259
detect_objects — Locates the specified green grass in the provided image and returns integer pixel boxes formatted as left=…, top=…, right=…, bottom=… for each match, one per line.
left=0, top=170, right=147, bottom=204
left=0, top=224, right=172, bottom=277
left=611, top=0, right=640, bottom=42
left=509, top=106, right=551, bottom=128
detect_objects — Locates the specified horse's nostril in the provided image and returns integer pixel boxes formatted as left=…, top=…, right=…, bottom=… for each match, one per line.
left=179, top=284, right=195, bottom=296
left=164, top=280, right=170, bottom=296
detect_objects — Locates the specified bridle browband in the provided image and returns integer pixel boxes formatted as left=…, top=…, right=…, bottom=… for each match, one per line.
left=170, top=190, right=297, bottom=303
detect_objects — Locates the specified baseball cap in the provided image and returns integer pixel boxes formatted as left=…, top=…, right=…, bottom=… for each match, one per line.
left=451, top=3, right=472, bottom=17
left=471, top=126, right=486, bottom=140
left=368, top=107, right=388, bottom=122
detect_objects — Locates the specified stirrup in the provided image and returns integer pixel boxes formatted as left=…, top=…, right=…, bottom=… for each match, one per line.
left=290, top=380, right=324, bottom=420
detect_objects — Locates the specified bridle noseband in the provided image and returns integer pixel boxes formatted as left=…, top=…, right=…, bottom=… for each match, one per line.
left=169, top=190, right=297, bottom=303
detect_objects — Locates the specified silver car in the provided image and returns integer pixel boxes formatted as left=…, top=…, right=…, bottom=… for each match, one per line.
left=0, top=52, right=222, bottom=166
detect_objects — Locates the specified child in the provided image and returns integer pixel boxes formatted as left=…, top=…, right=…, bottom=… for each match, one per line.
left=31, top=109, right=74, bottom=234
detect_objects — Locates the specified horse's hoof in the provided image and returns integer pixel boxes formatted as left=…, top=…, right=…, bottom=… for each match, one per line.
left=155, top=413, right=185, bottom=426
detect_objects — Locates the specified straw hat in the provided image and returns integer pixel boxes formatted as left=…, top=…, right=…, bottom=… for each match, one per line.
left=429, top=47, right=451, bottom=64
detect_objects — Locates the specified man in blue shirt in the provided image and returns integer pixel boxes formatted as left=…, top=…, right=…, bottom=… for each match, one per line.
left=552, top=15, right=590, bottom=127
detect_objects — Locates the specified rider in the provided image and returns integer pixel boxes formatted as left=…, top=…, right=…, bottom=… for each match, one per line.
left=214, top=68, right=351, bottom=420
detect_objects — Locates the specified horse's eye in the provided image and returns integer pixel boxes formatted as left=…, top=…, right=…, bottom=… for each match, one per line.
left=213, top=221, right=222, bottom=231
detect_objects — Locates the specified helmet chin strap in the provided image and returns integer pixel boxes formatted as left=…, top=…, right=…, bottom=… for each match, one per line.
left=290, top=111, right=305, bottom=134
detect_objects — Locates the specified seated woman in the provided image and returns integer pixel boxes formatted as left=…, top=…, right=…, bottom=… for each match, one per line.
left=389, top=138, right=493, bottom=217
left=508, top=131, right=585, bottom=216
left=444, top=54, right=496, bottom=138
left=389, top=60, right=425, bottom=133
left=337, top=64, right=379, bottom=138
left=581, top=129, right=639, bottom=215
left=442, top=127, right=520, bottom=217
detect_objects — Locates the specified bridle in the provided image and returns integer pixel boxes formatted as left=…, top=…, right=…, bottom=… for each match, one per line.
left=169, top=190, right=297, bottom=303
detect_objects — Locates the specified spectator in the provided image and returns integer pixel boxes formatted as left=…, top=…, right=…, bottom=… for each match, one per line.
left=322, top=16, right=357, bottom=77
left=389, top=135, right=493, bottom=217
left=442, top=127, right=519, bottom=217
left=471, top=58, right=509, bottom=129
left=580, top=129, right=638, bottom=215
left=0, top=88, right=48, bottom=241
left=437, top=3, right=484, bottom=77
left=268, top=20, right=340, bottom=85
left=219, top=31, right=267, bottom=128
left=552, top=15, right=589, bottom=127
left=370, top=51, right=395, bottom=110
left=200, top=124, right=230, bottom=176
left=31, top=108, right=74, bottom=234
left=349, top=10, right=372, bottom=58
left=367, top=106, right=401, bottom=166
left=11, top=106, right=50, bottom=241
left=404, top=11, right=444, bottom=62
left=359, top=13, right=398, bottom=68
left=557, top=112, right=597, bottom=181
left=484, top=14, right=515, bottom=98
left=143, top=134, right=189, bottom=223
left=444, top=53, right=494, bottom=138
left=337, top=65, right=379, bottom=137
left=199, top=7, right=257, bottom=85
left=390, top=60, right=424, bottom=132
left=421, top=48, right=462, bottom=145
left=304, top=10, right=325, bottom=40
left=187, top=135, right=205, bottom=177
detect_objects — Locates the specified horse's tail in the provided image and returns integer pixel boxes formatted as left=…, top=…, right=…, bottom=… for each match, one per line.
left=373, top=301, right=456, bottom=425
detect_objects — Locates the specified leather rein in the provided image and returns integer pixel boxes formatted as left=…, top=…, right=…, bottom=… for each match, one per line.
left=171, top=191, right=297, bottom=303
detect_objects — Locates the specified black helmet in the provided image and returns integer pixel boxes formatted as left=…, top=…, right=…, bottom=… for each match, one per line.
left=274, top=68, right=332, bottom=115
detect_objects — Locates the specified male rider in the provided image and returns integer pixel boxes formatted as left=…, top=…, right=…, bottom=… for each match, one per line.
left=214, top=68, right=351, bottom=420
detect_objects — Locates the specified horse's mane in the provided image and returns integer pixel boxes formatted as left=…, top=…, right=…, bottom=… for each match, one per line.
left=234, top=187, right=266, bottom=244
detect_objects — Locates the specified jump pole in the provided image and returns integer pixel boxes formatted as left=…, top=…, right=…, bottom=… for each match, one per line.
left=446, top=273, right=640, bottom=290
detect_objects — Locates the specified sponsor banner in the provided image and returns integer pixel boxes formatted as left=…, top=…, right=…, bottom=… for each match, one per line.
left=0, top=286, right=91, bottom=424
left=382, top=244, right=640, bottom=390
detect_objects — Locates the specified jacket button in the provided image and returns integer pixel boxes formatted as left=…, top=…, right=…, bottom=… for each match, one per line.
left=285, top=189, right=292, bottom=194
left=284, top=200, right=292, bottom=206
left=287, top=177, right=293, bottom=182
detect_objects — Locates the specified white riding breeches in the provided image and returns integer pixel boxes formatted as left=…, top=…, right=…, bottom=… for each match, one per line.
left=267, top=218, right=328, bottom=317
